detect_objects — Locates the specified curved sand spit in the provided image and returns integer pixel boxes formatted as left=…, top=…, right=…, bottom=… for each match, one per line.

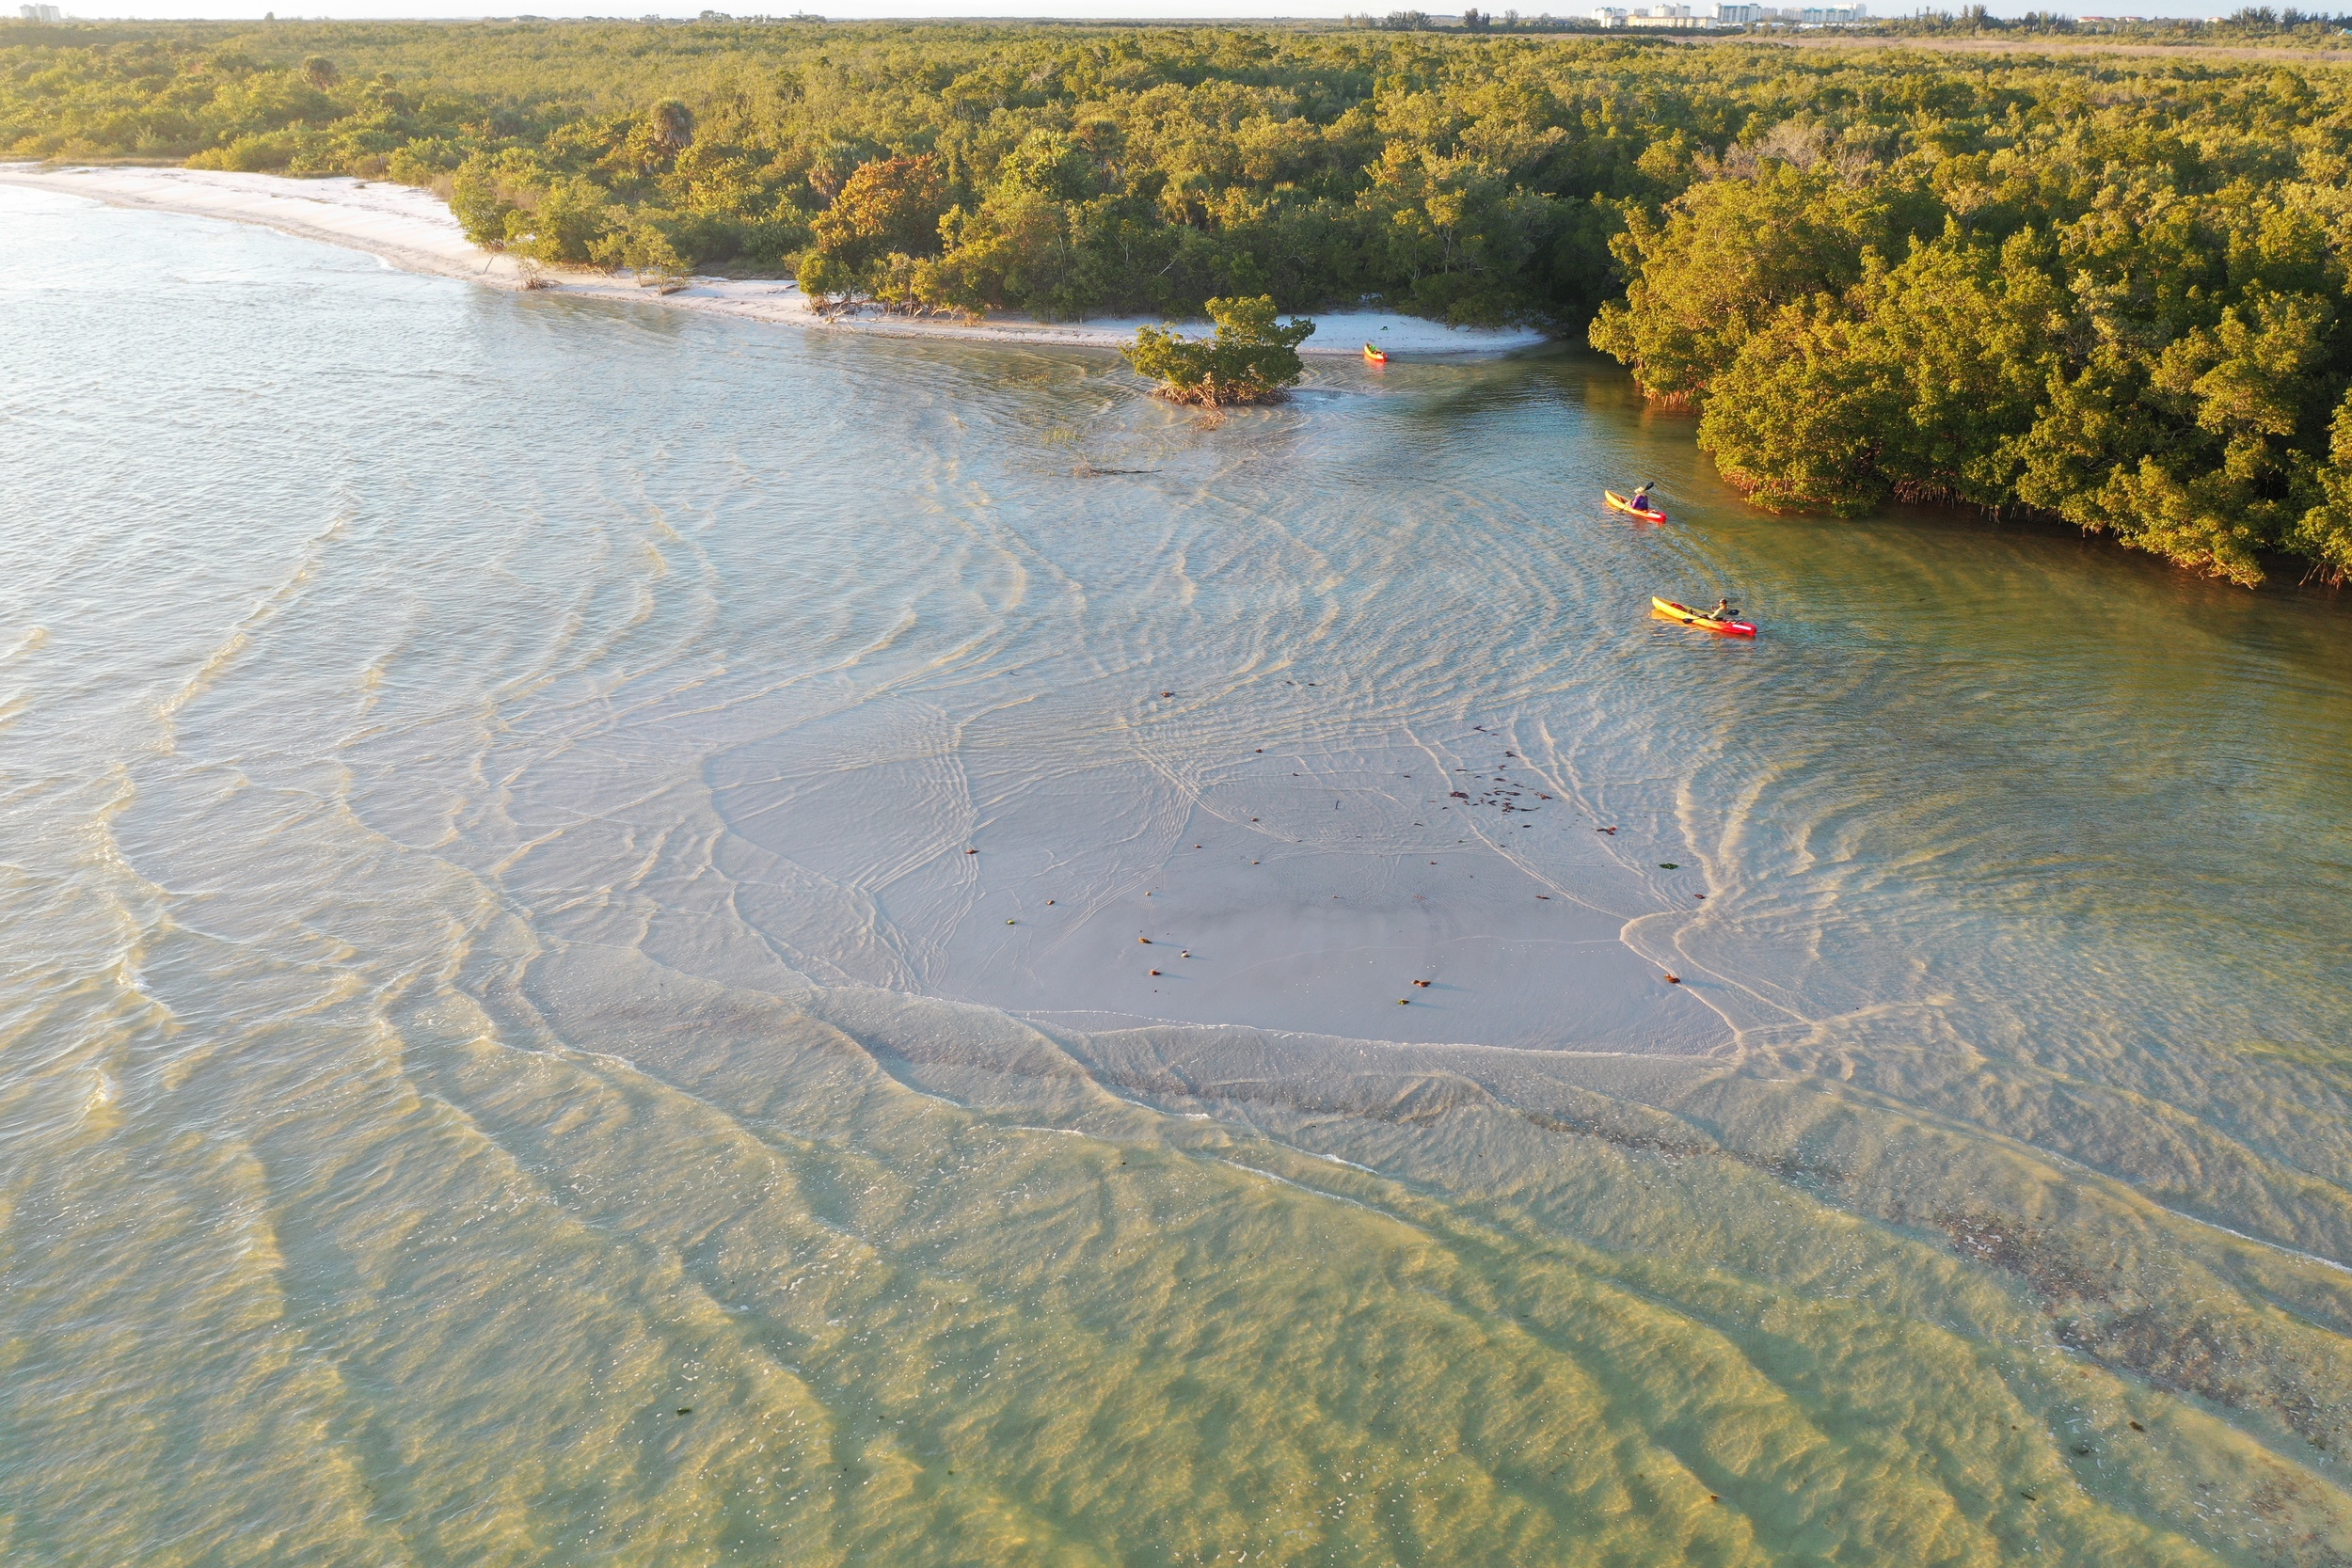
left=0, top=163, right=1549, bottom=357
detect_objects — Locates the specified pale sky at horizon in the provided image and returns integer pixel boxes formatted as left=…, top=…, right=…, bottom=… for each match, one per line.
left=29, top=0, right=2298, bottom=25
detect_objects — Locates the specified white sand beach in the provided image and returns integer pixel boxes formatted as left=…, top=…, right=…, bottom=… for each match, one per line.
left=0, top=163, right=1550, bottom=357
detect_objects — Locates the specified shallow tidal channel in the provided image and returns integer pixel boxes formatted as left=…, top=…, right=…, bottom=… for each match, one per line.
left=4, top=183, right=2351, bottom=1566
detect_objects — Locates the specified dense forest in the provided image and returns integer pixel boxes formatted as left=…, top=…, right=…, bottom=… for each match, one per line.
left=7, top=20, right=2352, bottom=584
left=1863, top=5, right=2352, bottom=44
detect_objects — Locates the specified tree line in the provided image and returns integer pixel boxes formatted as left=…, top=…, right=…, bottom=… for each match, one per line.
left=6, top=21, right=2352, bottom=582
left=1587, top=68, right=2352, bottom=585
left=1865, top=7, right=2352, bottom=42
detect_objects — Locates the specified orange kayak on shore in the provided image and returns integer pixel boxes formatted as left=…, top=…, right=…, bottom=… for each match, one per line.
left=1605, top=490, right=1667, bottom=522
left=1652, top=596, right=1757, bottom=636
left=1363, top=342, right=1389, bottom=363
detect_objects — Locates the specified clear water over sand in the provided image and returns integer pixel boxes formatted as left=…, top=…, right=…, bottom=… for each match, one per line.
left=4, top=183, right=2351, bottom=1566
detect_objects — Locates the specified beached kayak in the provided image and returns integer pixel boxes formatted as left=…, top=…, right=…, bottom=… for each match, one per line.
left=1652, top=596, right=1757, bottom=636
left=1363, top=342, right=1389, bottom=363
left=1605, top=490, right=1667, bottom=522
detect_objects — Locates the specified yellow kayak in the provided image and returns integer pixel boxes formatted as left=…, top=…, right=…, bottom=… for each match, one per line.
left=1652, top=596, right=1756, bottom=636
left=1605, top=490, right=1667, bottom=522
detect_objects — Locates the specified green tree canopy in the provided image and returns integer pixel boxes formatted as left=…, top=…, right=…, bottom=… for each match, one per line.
left=1121, top=294, right=1316, bottom=405
left=13, top=21, right=2352, bottom=578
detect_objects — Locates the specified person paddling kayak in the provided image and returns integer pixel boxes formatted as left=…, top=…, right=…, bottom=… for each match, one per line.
left=1604, top=487, right=1668, bottom=521
left=1709, top=596, right=1738, bottom=621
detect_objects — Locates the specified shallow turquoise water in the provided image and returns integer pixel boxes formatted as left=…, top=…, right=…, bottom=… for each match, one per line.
left=3, top=182, right=2350, bottom=1566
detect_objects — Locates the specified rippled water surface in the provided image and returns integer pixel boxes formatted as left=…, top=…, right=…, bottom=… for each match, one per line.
left=6, top=184, right=2352, bottom=1567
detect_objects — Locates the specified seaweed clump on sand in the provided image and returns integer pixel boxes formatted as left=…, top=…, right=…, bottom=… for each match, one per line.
left=1121, top=295, right=1314, bottom=407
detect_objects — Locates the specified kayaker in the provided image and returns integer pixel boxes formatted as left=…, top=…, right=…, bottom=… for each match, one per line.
left=1630, top=483, right=1656, bottom=513
left=1710, top=597, right=1739, bottom=621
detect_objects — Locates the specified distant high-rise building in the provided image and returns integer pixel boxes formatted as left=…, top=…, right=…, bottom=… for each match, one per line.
left=1593, top=2, right=1715, bottom=25
left=19, top=3, right=65, bottom=19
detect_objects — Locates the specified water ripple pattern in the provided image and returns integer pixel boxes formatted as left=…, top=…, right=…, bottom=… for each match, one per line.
left=4, top=183, right=2351, bottom=1566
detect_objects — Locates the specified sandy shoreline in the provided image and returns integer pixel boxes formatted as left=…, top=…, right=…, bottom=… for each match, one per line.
left=0, top=164, right=1550, bottom=359
left=1, top=163, right=1706, bottom=1059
